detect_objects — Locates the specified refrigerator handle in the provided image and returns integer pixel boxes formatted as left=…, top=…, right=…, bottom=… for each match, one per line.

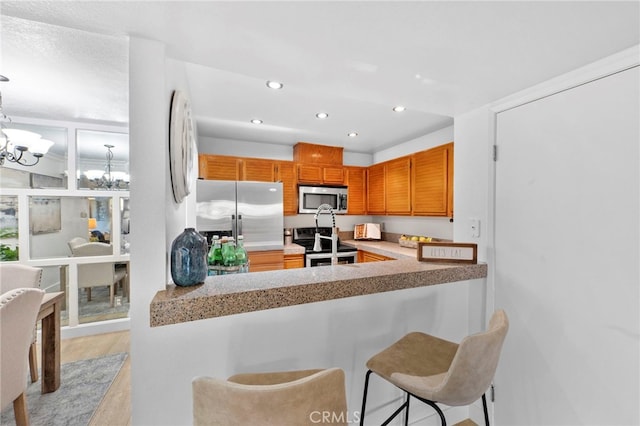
left=231, top=214, right=236, bottom=238
left=237, top=214, right=243, bottom=236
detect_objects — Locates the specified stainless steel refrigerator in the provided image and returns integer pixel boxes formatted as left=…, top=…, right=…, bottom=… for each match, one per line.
left=196, top=180, right=284, bottom=251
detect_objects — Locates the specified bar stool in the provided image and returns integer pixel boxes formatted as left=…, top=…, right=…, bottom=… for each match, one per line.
left=360, top=310, right=509, bottom=426
left=193, top=368, right=348, bottom=426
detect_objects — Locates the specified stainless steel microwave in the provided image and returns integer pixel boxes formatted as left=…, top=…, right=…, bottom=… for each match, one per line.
left=298, top=185, right=348, bottom=214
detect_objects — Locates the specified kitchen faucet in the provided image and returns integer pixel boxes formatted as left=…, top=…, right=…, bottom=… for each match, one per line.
left=313, top=203, right=338, bottom=265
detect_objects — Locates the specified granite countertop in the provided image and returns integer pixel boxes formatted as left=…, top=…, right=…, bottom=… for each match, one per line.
left=150, top=240, right=487, bottom=327
left=283, top=243, right=305, bottom=255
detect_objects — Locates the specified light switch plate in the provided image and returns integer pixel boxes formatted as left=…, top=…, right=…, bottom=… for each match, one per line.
left=470, top=218, right=480, bottom=238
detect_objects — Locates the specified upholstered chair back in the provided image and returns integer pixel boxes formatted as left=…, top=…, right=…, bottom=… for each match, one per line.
left=193, top=368, right=348, bottom=426
left=0, top=264, right=43, bottom=293
left=391, top=309, right=509, bottom=406
left=0, top=288, right=45, bottom=411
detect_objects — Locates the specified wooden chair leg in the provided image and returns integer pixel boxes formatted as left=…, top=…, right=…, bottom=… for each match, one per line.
left=86, top=288, right=92, bottom=302
left=29, top=341, right=38, bottom=383
left=13, top=392, right=29, bottom=426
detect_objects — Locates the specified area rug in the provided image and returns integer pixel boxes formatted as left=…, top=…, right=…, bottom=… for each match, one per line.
left=1, top=352, right=127, bottom=426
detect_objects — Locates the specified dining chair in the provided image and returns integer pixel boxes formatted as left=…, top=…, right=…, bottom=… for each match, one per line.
left=0, top=264, right=43, bottom=383
left=193, top=368, right=348, bottom=426
left=69, top=242, right=126, bottom=307
left=360, top=309, right=509, bottom=426
left=67, top=236, right=88, bottom=253
left=1, top=288, right=45, bottom=426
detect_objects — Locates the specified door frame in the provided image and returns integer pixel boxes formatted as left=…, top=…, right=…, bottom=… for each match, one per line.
left=484, top=44, right=639, bottom=424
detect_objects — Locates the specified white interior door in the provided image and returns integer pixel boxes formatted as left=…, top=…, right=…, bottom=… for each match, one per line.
left=493, top=66, right=639, bottom=425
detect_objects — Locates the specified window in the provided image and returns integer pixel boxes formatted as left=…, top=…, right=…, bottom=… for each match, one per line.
left=0, top=119, right=130, bottom=326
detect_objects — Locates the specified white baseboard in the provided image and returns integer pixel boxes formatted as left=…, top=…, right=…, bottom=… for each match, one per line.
left=58, top=317, right=131, bottom=340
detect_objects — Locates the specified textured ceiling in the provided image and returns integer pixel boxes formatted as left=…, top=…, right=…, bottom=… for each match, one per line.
left=1, top=1, right=638, bottom=154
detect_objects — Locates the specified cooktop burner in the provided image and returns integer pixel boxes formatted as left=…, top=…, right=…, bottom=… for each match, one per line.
left=292, top=227, right=356, bottom=254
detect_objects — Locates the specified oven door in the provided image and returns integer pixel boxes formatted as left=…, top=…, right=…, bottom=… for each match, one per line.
left=306, top=251, right=358, bottom=267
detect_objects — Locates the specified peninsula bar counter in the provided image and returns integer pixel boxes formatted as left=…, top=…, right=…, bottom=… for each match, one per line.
left=150, top=241, right=487, bottom=327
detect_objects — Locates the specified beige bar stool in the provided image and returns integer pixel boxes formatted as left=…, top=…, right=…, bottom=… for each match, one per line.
left=360, top=309, right=509, bottom=426
left=193, top=368, right=348, bottom=426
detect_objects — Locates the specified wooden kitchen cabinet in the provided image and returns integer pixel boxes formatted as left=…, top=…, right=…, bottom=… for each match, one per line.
left=367, top=163, right=386, bottom=215
left=242, top=157, right=277, bottom=181
left=322, top=166, right=345, bottom=184
left=294, top=142, right=345, bottom=185
left=366, top=156, right=411, bottom=215
left=365, top=142, right=454, bottom=217
left=248, top=250, right=284, bottom=272
left=293, top=142, right=343, bottom=165
left=274, top=161, right=298, bottom=216
left=344, top=166, right=367, bottom=215
left=411, top=142, right=454, bottom=216
left=284, top=253, right=304, bottom=269
left=384, top=156, right=412, bottom=215
left=358, top=250, right=394, bottom=263
left=296, top=164, right=345, bottom=185
left=199, top=154, right=241, bottom=180
left=297, top=163, right=323, bottom=183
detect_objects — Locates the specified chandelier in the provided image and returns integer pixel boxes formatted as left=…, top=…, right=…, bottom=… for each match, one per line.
left=84, top=144, right=129, bottom=189
left=0, top=77, right=54, bottom=167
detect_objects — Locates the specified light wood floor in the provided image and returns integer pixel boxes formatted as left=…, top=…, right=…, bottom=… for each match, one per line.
left=37, top=330, right=131, bottom=426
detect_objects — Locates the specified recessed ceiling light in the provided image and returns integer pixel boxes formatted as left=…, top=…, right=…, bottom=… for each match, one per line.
left=266, top=80, right=283, bottom=89
left=348, top=132, right=358, bottom=138
left=316, top=112, right=329, bottom=119
left=393, top=106, right=406, bottom=112
left=251, top=119, right=263, bottom=124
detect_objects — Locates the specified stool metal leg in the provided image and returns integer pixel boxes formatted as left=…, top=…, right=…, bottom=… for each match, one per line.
left=404, top=393, right=410, bottom=426
left=482, top=393, right=490, bottom=426
left=360, top=370, right=373, bottom=426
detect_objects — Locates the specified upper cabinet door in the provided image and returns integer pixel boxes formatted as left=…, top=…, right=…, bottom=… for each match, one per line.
left=367, top=163, right=386, bottom=215
left=322, top=166, right=345, bottom=185
left=385, top=156, right=412, bottom=215
left=411, top=142, right=453, bottom=216
left=296, top=164, right=323, bottom=184
left=242, top=158, right=276, bottom=181
left=198, top=154, right=241, bottom=180
left=344, top=166, right=367, bottom=215
left=274, top=161, right=298, bottom=216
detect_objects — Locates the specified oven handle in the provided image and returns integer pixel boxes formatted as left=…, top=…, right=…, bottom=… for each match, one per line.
left=305, top=251, right=358, bottom=260
left=306, top=251, right=358, bottom=268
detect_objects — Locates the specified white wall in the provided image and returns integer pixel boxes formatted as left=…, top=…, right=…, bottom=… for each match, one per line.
left=452, top=108, right=492, bottom=341
left=128, top=36, right=171, bottom=425
left=373, top=125, right=453, bottom=164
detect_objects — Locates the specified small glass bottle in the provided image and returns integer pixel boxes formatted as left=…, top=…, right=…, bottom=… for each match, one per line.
left=222, top=237, right=237, bottom=268
left=207, top=235, right=221, bottom=276
left=213, top=237, right=223, bottom=267
left=235, top=235, right=249, bottom=273
left=218, top=237, right=228, bottom=275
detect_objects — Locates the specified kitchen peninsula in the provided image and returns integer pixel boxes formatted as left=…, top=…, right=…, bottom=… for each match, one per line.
left=150, top=241, right=486, bottom=327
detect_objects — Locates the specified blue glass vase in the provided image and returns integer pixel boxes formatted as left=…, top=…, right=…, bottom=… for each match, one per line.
left=170, top=228, right=208, bottom=286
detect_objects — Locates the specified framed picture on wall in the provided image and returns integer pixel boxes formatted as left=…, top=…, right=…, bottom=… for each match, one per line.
left=30, top=197, right=62, bottom=234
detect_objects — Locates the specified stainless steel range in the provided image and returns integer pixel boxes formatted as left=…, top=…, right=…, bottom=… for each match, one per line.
left=293, top=227, right=358, bottom=267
